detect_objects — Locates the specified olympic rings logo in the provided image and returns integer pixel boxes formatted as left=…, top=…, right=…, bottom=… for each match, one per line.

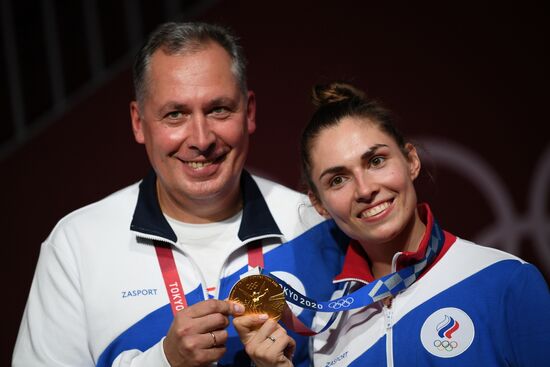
left=433, top=339, right=459, bottom=351
left=328, top=297, right=354, bottom=309
left=417, top=138, right=550, bottom=277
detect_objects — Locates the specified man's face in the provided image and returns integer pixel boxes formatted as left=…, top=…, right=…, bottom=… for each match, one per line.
left=130, top=43, right=256, bottom=221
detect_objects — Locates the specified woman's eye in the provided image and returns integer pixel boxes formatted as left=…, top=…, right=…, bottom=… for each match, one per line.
left=370, top=156, right=385, bottom=167
left=329, top=176, right=345, bottom=187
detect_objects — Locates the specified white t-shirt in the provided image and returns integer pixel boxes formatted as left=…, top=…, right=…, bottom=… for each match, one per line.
left=165, top=211, right=243, bottom=299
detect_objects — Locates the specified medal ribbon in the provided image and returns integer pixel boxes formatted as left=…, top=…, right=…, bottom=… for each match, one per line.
left=155, top=245, right=188, bottom=315
left=157, top=219, right=444, bottom=335
left=155, top=240, right=265, bottom=316
left=268, top=219, right=445, bottom=335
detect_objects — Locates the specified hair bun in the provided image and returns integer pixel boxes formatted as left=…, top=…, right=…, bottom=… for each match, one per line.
left=312, top=82, right=366, bottom=107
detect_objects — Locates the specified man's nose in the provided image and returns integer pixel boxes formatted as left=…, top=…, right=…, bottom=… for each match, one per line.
left=187, top=114, right=216, bottom=152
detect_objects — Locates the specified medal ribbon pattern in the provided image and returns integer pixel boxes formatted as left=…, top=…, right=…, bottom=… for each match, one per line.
left=269, top=220, right=445, bottom=335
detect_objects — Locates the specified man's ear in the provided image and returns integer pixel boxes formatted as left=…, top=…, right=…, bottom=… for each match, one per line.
left=130, top=101, right=145, bottom=144
left=308, top=191, right=331, bottom=218
left=246, top=91, right=256, bottom=134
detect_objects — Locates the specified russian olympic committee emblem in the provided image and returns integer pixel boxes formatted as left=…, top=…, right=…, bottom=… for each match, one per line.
left=420, top=307, right=475, bottom=358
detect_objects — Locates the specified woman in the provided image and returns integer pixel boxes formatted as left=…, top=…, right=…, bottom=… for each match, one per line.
left=233, top=82, right=550, bottom=366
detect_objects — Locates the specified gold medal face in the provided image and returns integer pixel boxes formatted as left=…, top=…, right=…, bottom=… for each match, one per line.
left=229, top=274, right=286, bottom=321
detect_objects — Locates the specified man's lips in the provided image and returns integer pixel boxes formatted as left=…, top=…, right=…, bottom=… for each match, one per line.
left=183, top=160, right=214, bottom=169
left=176, top=149, right=229, bottom=169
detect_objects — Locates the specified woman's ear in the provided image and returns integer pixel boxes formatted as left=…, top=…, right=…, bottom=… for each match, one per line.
left=405, top=143, right=421, bottom=181
left=308, top=191, right=331, bottom=218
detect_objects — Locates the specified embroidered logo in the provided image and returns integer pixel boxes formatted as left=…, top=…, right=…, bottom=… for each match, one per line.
left=420, top=307, right=475, bottom=358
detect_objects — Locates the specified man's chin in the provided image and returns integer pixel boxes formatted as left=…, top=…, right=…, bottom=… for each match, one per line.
left=182, top=178, right=237, bottom=201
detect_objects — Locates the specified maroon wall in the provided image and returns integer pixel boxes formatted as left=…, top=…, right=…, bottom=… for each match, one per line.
left=3, top=1, right=548, bottom=362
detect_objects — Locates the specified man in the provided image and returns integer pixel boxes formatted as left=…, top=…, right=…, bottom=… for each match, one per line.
left=13, top=22, right=347, bottom=366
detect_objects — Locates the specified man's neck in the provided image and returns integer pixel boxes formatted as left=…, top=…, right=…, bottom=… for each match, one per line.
left=156, top=181, right=243, bottom=224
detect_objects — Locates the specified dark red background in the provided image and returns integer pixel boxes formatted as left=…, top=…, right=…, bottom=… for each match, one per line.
left=3, top=1, right=548, bottom=363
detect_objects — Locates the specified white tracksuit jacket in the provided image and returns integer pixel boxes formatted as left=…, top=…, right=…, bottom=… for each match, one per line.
left=13, top=170, right=349, bottom=367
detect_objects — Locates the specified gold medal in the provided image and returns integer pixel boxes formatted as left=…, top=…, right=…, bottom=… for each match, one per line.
left=229, top=274, right=286, bottom=321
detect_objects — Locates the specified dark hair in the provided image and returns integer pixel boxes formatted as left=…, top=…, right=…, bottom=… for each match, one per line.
left=133, top=22, right=247, bottom=104
left=301, top=82, right=408, bottom=197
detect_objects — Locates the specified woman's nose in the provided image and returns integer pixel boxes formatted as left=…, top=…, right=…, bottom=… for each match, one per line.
left=354, top=174, right=378, bottom=202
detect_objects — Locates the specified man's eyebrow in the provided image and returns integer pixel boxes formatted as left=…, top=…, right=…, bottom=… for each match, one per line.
left=318, top=144, right=389, bottom=181
left=159, top=102, right=188, bottom=113
left=161, top=97, right=237, bottom=110
left=211, top=97, right=234, bottom=104
left=205, top=97, right=238, bottom=109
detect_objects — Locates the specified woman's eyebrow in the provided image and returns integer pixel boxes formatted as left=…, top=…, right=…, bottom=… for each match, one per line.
left=361, top=144, right=388, bottom=161
left=318, top=144, right=389, bottom=181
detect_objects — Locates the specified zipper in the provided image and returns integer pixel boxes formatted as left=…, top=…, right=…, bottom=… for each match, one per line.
left=385, top=251, right=401, bottom=367
left=384, top=298, right=394, bottom=367
left=136, top=232, right=177, bottom=247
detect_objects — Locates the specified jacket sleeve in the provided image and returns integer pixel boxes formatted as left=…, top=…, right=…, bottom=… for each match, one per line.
left=12, top=229, right=95, bottom=367
left=504, top=263, right=550, bottom=366
left=12, top=227, right=171, bottom=367
left=110, top=339, right=171, bottom=366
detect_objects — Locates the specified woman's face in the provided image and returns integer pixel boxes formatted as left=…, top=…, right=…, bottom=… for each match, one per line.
left=308, top=117, right=421, bottom=249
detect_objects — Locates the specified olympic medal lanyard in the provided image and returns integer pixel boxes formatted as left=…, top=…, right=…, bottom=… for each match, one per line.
left=266, top=219, right=446, bottom=336
left=155, top=240, right=265, bottom=316
left=156, top=220, right=444, bottom=333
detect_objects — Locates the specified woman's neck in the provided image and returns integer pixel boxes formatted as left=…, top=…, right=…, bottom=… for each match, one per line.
left=363, top=210, right=426, bottom=279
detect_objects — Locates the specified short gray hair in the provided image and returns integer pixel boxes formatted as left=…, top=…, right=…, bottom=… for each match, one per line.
left=133, top=22, right=248, bottom=104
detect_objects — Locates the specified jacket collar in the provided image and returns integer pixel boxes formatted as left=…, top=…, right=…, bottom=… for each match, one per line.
left=238, top=170, right=283, bottom=241
left=334, top=203, right=451, bottom=283
left=130, top=169, right=282, bottom=244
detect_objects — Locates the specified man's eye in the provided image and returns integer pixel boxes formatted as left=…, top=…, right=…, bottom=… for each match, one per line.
left=210, top=107, right=230, bottom=117
left=166, top=111, right=182, bottom=119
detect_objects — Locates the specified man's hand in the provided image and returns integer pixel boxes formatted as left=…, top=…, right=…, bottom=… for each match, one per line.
left=163, top=299, right=238, bottom=366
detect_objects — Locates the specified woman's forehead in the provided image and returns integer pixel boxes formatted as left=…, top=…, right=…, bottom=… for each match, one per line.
left=311, top=119, right=394, bottom=167
left=313, top=117, right=389, bottom=148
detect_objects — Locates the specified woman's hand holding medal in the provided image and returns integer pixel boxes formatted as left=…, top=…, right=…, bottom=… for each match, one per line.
left=230, top=274, right=296, bottom=367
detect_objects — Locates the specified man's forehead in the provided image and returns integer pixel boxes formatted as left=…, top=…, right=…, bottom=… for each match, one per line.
left=149, top=47, right=237, bottom=83
left=146, top=48, right=239, bottom=89
left=150, top=42, right=232, bottom=71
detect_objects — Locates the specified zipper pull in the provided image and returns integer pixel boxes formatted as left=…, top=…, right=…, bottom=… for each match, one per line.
left=385, top=307, right=393, bottom=330
left=383, top=296, right=394, bottom=329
